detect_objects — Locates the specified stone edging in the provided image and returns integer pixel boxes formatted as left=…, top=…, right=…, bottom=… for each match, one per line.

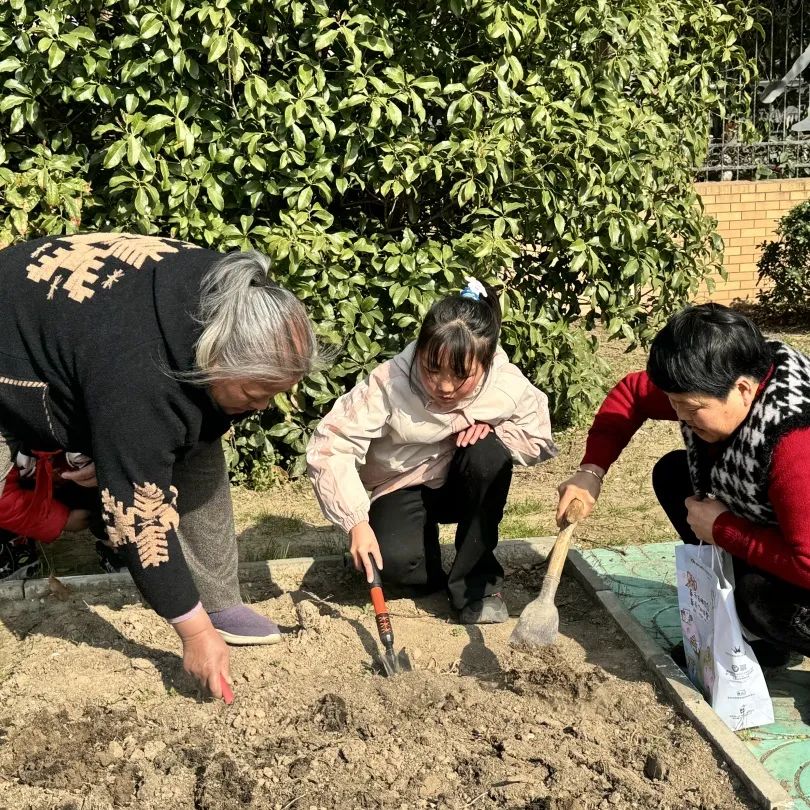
left=0, top=537, right=556, bottom=603
left=0, top=537, right=792, bottom=808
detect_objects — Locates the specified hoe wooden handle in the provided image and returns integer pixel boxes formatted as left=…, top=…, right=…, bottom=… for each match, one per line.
left=544, top=498, right=586, bottom=584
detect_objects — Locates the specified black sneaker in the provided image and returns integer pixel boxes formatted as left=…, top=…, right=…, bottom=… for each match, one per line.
left=0, top=535, right=41, bottom=582
left=95, top=540, right=127, bottom=574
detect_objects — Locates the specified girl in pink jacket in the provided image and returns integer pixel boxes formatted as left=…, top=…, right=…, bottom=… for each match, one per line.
left=307, top=279, right=557, bottom=624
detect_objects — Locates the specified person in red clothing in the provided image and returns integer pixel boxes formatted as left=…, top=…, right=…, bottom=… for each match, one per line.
left=558, top=303, right=810, bottom=666
left=3, top=452, right=93, bottom=540
left=0, top=450, right=102, bottom=582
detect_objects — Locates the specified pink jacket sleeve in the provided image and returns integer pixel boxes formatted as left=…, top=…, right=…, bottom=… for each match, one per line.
left=306, top=369, right=392, bottom=533
left=493, top=382, right=558, bottom=465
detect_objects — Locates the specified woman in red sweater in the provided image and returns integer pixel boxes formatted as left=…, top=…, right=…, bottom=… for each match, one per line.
left=558, top=303, right=810, bottom=665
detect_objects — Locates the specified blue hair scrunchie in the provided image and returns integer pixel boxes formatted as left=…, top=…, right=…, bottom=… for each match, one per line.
left=460, top=277, right=487, bottom=301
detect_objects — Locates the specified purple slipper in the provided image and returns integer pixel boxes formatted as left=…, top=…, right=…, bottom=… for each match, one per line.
left=208, top=604, right=282, bottom=646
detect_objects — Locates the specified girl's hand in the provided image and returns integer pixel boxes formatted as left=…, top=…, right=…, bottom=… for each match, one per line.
left=61, top=462, right=97, bottom=488
left=173, top=610, right=233, bottom=701
left=685, top=496, right=729, bottom=544
left=456, top=422, right=492, bottom=447
left=348, top=521, right=383, bottom=583
left=556, top=466, right=604, bottom=526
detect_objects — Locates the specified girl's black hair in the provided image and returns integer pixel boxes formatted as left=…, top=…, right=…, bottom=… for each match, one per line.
left=409, top=280, right=502, bottom=391
left=647, top=303, right=773, bottom=397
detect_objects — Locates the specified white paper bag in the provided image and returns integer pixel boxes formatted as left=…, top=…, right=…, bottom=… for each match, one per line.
left=675, top=543, right=774, bottom=730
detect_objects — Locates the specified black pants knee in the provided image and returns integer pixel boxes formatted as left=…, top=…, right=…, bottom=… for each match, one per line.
left=369, top=432, right=513, bottom=609
left=652, top=449, right=810, bottom=654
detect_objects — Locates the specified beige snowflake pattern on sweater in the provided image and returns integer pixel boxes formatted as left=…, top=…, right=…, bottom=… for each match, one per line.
left=26, top=233, right=197, bottom=303
left=101, top=483, right=180, bottom=569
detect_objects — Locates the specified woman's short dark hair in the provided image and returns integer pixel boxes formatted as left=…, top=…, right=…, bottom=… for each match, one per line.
left=409, top=280, right=501, bottom=389
left=647, top=303, right=773, bottom=398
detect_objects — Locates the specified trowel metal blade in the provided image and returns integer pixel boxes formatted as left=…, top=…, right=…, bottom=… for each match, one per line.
left=375, top=646, right=412, bottom=676
left=376, top=651, right=398, bottom=677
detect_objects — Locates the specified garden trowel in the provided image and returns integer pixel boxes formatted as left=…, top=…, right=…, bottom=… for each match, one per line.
left=368, top=558, right=413, bottom=676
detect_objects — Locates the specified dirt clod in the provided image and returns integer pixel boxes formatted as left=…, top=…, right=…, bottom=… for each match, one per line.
left=314, top=693, right=348, bottom=731
left=295, top=598, right=322, bottom=631
left=644, top=752, right=670, bottom=781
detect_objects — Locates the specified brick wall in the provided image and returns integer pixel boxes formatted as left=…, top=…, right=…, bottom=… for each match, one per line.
left=695, top=179, right=810, bottom=303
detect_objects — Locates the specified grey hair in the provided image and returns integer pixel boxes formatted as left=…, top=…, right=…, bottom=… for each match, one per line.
left=189, top=250, right=321, bottom=385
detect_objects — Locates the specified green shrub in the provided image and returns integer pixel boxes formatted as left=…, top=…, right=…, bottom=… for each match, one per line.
left=0, top=0, right=755, bottom=480
left=757, top=200, right=810, bottom=320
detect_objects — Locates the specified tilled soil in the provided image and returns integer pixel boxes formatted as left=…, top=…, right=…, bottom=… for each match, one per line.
left=0, top=564, right=753, bottom=810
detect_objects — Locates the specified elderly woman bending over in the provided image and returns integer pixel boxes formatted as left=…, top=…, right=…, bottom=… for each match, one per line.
left=0, top=233, right=321, bottom=699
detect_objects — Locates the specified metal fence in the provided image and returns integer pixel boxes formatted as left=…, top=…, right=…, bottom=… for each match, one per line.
left=697, top=0, right=810, bottom=181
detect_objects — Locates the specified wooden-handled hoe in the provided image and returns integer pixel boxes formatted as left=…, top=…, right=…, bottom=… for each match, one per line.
left=510, top=498, right=585, bottom=648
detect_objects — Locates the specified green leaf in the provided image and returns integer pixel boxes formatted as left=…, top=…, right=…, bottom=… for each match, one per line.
left=48, top=45, right=66, bottom=70
left=208, top=33, right=228, bottom=63
left=96, top=85, right=115, bottom=105
left=103, top=140, right=127, bottom=169
left=140, top=13, right=163, bottom=39
left=0, top=95, right=26, bottom=113
left=0, top=57, right=21, bottom=73
left=134, top=187, right=149, bottom=215
left=387, top=101, right=402, bottom=127
left=127, top=136, right=141, bottom=166
left=467, top=63, right=488, bottom=85
left=291, top=123, right=306, bottom=151
left=314, top=29, right=338, bottom=51
left=206, top=181, right=224, bottom=210
left=143, top=114, right=174, bottom=134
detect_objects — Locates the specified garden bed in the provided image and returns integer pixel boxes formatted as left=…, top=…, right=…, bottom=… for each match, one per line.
left=0, top=560, right=753, bottom=810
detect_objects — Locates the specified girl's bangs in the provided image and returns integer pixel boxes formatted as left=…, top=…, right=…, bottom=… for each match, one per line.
left=422, top=326, right=477, bottom=378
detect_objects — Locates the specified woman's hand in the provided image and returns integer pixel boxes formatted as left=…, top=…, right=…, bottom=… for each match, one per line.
left=349, top=521, right=383, bottom=583
left=61, top=462, right=97, bottom=488
left=456, top=422, right=492, bottom=447
left=173, top=610, right=232, bottom=701
left=685, top=496, right=729, bottom=544
left=556, top=466, right=604, bottom=526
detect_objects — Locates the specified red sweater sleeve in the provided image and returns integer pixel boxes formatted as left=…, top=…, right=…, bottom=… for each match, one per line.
left=581, top=371, right=678, bottom=471
left=713, top=426, right=810, bottom=589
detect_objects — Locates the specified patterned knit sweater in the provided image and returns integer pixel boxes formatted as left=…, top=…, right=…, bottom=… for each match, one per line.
left=0, top=234, right=233, bottom=618
left=681, top=342, right=810, bottom=524
left=582, top=356, right=810, bottom=590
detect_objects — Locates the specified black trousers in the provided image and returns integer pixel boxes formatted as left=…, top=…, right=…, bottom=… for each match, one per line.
left=653, top=449, right=810, bottom=655
left=369, top=432, right=513, bottom=610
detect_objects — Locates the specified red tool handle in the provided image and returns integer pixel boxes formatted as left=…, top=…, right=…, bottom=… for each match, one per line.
left=369, top=558, right=394, bottom=645
left=220, top=675, right=234, bottom=705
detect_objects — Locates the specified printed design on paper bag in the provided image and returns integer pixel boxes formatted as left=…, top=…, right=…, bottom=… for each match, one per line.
left=681, top=608, right=700, bottom=655
left=101, top=482, right=179, bottom=569
left=26, top=233, right=197, bottom=303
